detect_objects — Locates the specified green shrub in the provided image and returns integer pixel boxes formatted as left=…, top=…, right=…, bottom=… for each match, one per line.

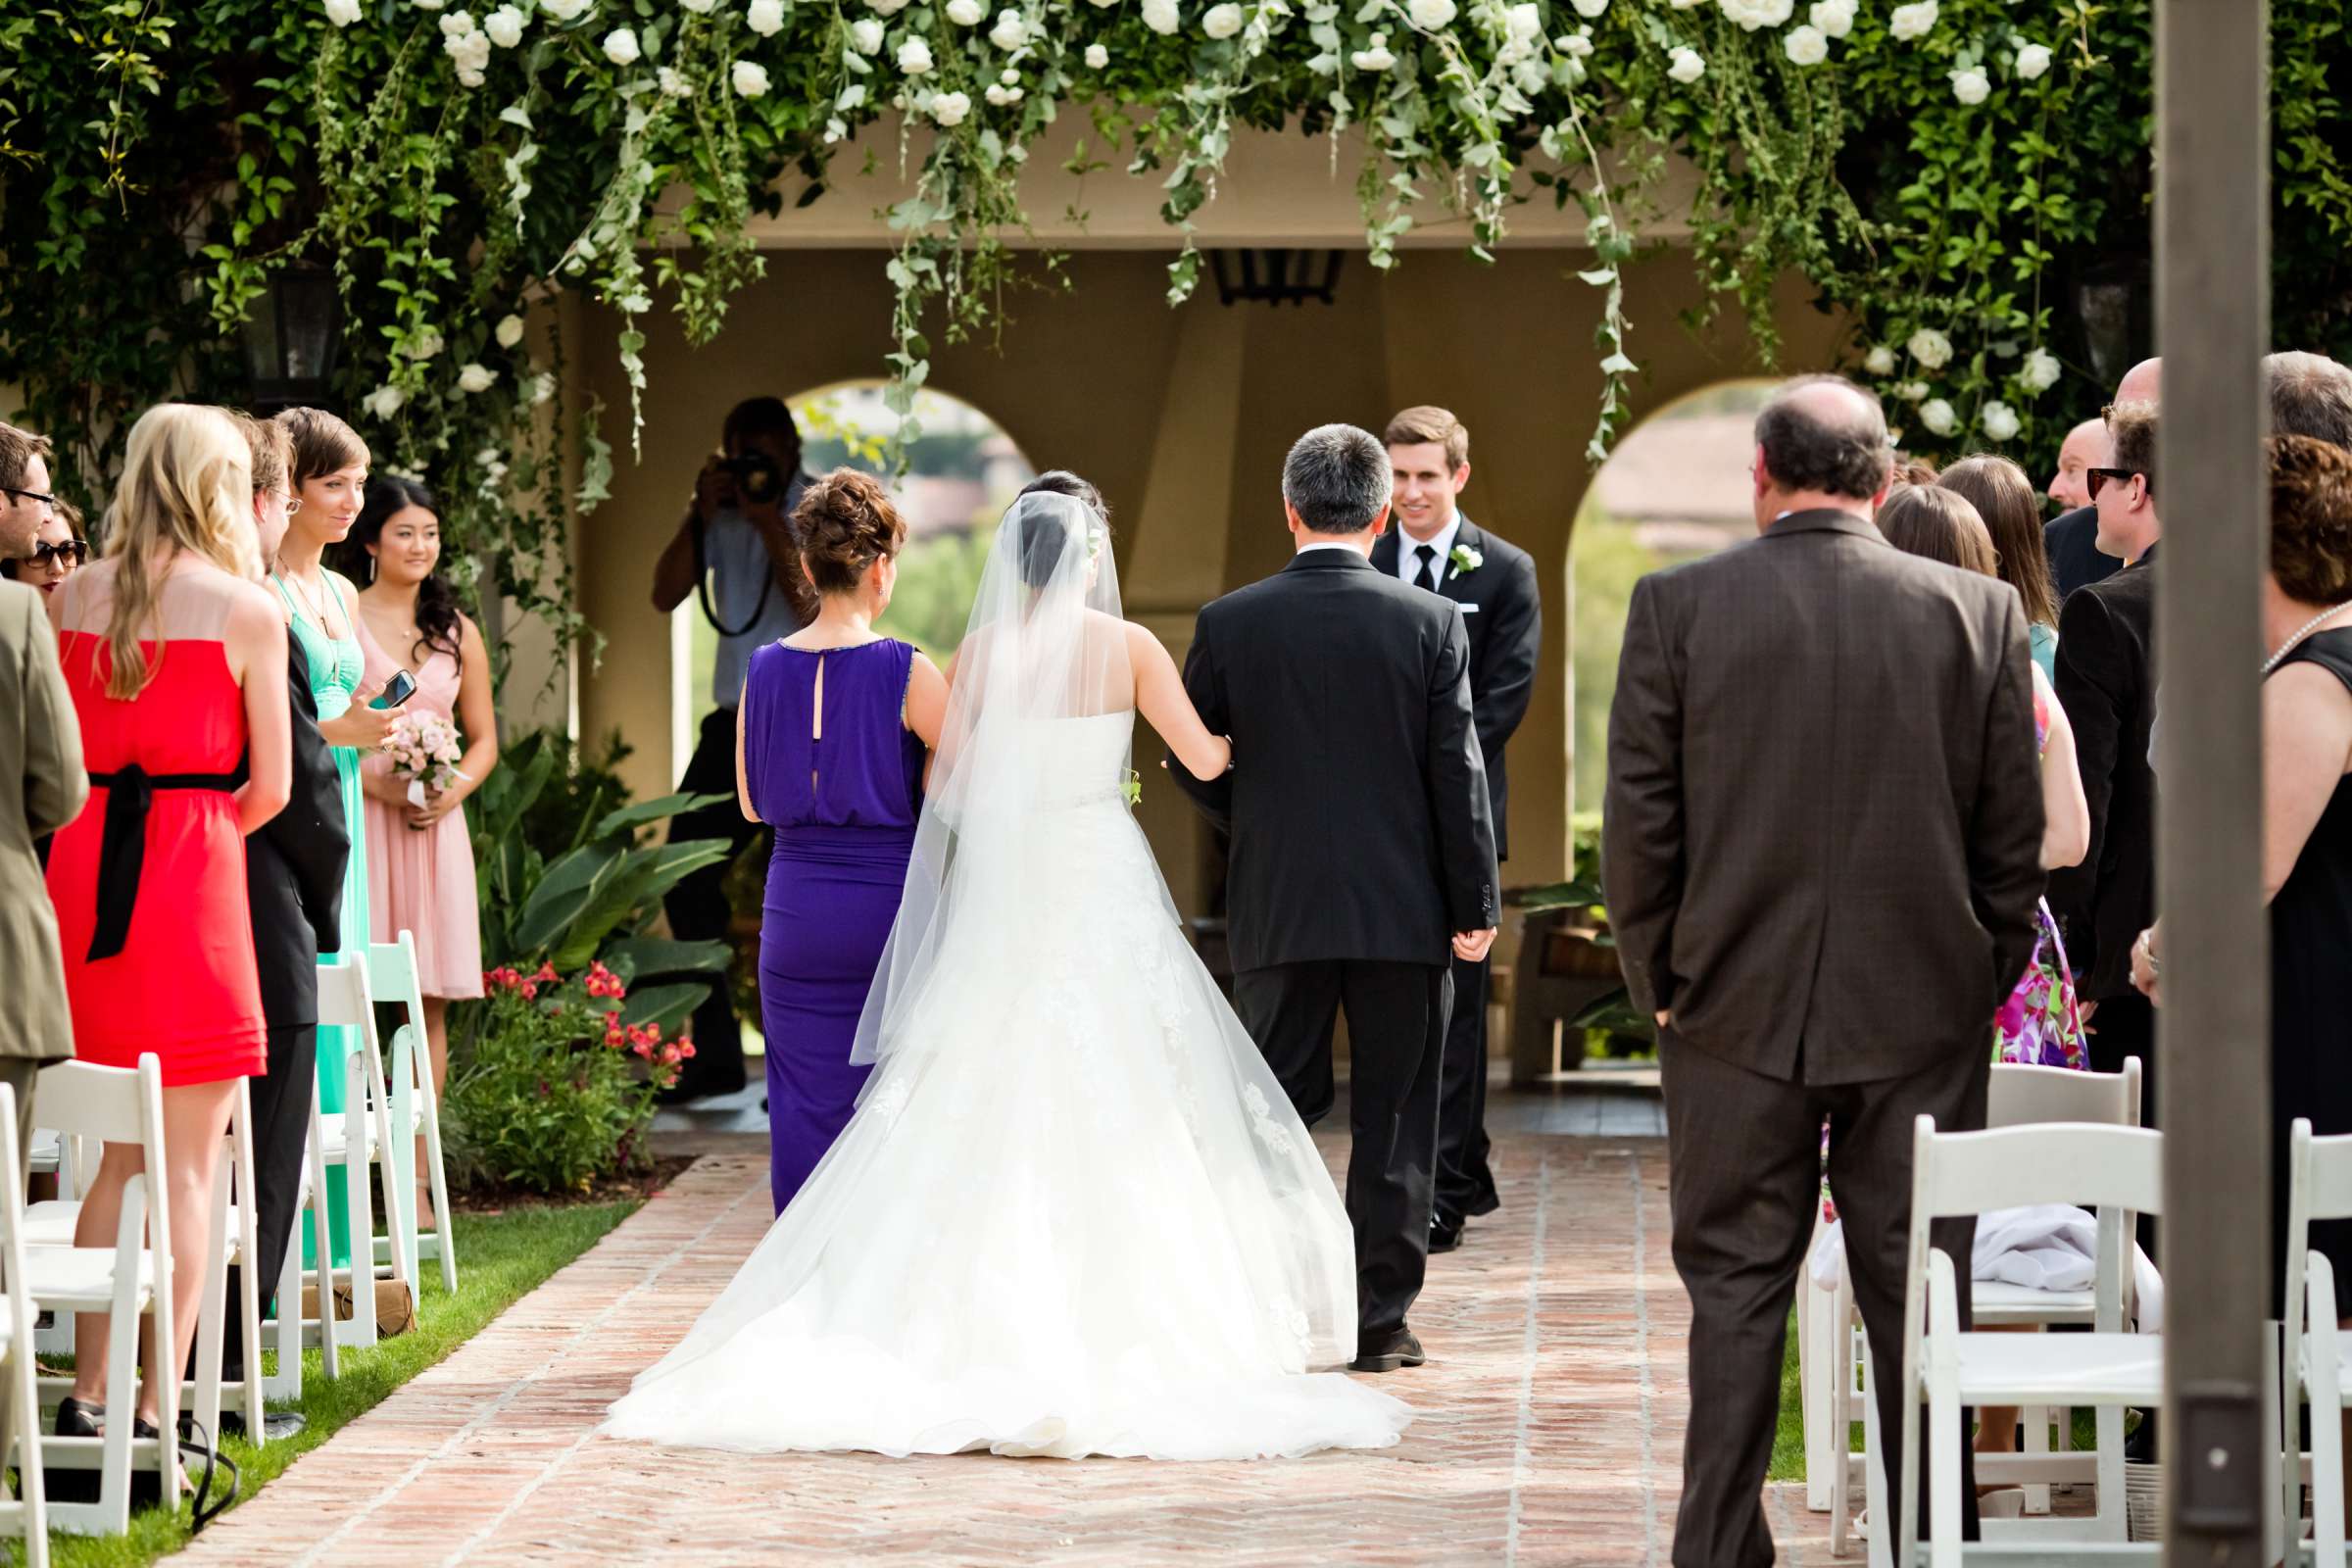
left=444, top=961, right=690, bottom=1196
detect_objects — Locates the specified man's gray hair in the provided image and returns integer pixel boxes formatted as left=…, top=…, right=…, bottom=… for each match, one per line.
left=1754, top=374, right=1890, bottom=501
left=1283, top=423, right=1394, bottom=535
left=2267, top=351, right=2352, bottom=451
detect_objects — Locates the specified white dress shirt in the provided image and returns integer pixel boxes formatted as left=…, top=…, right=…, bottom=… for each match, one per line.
left=1394, top=514, right=1463, bottom=589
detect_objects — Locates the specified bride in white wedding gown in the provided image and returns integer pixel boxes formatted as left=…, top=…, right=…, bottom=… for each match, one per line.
left=603, top=489, right=1410, bottom=1460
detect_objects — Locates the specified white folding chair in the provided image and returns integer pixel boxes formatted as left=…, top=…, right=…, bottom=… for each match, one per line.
left=1885, top=1117, right=2165, bottom=1566
left=1811, top=1060, right=2143, bottom=1549
left=0, top=1085, right=49, bottom=1565
left=23, top=1055, right=181, bottom=1536
left=367, top=933, right=457, bottom=1295
left=2281, top=1118, right=2352, bottom=1556
left=289, top=959, right=413, bottom=1362
left=262, top=1062, right=340, bottom=1402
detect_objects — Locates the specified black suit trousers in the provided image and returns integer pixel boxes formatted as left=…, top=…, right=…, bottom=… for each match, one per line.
left=222, top=1021, right=318, bottom=1379
left=1662, top=1036, right=1984, bottom=1568
left=1434, top=952, right=1498, bottom=1221
left=662, top=707, right=763, bottom=1100
left=1232, top=960, right=1449, bottom=1340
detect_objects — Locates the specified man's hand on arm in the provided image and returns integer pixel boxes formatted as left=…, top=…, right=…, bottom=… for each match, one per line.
left=1452, top=928, right=1496, bottom=963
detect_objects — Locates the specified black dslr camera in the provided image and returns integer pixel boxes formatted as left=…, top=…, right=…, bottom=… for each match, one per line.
left=720, top=451, right=785, bottom=506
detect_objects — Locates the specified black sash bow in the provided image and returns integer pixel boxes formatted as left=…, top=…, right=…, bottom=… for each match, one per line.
left=85, top=764, right=239, bottom=962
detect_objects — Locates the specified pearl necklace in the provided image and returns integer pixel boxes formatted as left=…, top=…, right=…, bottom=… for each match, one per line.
left=2262, top=602, right=2352, bottom=675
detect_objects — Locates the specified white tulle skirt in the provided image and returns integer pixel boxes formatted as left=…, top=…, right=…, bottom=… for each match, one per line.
left=602, top=796, right=1410, bottom=1461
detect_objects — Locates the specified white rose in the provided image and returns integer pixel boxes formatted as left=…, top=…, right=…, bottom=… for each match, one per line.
left=930, top=88, right=972, bottom=126
left=1906, top=326, right=1953, bottom=369
left=458, top=363, right=499, bottom=394
left=1350, top=35, right=1396, bottom=70
left=1950, top=67, right=1989, bottom=106
left=1807, top=0, right=1851, bottom=35
left=2020, top=347, right=2062, bottom=394
left=897, top=35, right=934, bottom=71
left=732, top=58, right=772, bottom=94
left=530, top=371, right=559, bottom=406
left=850, top=17, right=884, bottom=51
left=1863, top=345, right=1896, bottom=376
left=541, top=0, right=591, bottom=19
left=1666, top=44, right=1704, bottom=83
left=870, top=0, right=908, bottom=13
left=681, top=0, right=717, bottom=10
left=438, top=11, right=474, bottom=36
left=1085, top=40, right=1108, bottom=65
left=1897, top=380, right=1930, bottom=403
left=1203, top=0, right=1244, bottom=35
left=2015, top=42, right=2051, bottom=80
left=1918, top=398, right=1958, bottom=437
left=324, top=0, right=364, bottom=25
left=989, top=6, right=1028, bottom=45
left=984, top=81, right=1023, bottom=103
left=446, top=29, right=492, bottom=74
left=746, top=0, right=786, bottom=33
left=1405, top=0, right=1455, bottom=29
left=407, top=327, right=446, bottom=361
left=1570, top=0, right=1606, bottom=15
left=483, top=4, right=525, bottom=44
left=362, top=385, right=406, bottom=419
left=1505, top=2, right=1543, bottom=38
left=946, top=0, right=984, bottom=22
left=1888, top=0, right=1936, bottom=41
left=495, top=314, right=526, bottom=349
left=659, top=64, right=692, bottom=94
left=1783, top=24, right=1827, bottom=65
left=1718, top=0, right=1790, bottom=30
left=1979, top=401, right=2022, bottom=443
left=1561, top=30, right=1592, bottom=57
left=1141, top=0, right=1180, bottom=32
left=601, top=26, right=640, bottom=63
left=412, top=0, right=445, bottom=10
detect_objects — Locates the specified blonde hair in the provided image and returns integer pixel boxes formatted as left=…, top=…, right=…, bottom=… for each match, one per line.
left=95, top=404, right=259, bottom=700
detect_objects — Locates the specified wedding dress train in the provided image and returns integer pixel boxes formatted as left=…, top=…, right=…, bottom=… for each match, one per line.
left=603, top=710, right=1410, bottom=1460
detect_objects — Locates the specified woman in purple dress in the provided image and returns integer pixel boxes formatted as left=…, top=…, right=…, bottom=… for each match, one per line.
left=737, top=470, right=947, bottom=1212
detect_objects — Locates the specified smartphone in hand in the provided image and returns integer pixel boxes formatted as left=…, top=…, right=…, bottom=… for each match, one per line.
left=369, top=669, right=419, bottom=710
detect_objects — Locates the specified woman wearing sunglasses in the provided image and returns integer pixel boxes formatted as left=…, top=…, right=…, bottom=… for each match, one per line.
left=0, top=502, right=89, bottom=597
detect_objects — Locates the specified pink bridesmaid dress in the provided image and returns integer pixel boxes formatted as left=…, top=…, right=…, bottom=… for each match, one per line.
left=357, top=619, right=483, bottom=1000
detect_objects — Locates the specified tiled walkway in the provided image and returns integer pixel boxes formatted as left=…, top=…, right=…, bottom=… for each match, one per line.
left=173, top=1116, right=1839, bottom=1565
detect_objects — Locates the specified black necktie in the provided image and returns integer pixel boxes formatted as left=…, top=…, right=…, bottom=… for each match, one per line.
left=1413, top=543, right=1439, bottom=593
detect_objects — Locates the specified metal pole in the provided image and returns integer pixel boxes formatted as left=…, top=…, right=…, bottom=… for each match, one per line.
left=2155, top=0, right=2271, bottom=1557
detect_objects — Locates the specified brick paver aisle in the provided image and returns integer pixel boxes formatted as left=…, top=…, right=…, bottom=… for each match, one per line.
left=174, top=1129, right=1837, bottom=1565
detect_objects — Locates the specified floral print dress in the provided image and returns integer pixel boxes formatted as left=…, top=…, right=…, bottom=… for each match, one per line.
left=1821, top=669, right=2085, bottom=1224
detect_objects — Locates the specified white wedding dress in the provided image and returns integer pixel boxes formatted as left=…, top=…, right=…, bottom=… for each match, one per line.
left=604, top=495, right=1409, bottom=1462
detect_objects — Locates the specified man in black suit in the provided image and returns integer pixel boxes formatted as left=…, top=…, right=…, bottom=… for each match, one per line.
left=1373, top=406, right=1539, bottom=1250
left=1170, top=423, right=1498, bottom=1373
left=221, top=414, right=351, bottom=1432
left=2043, top=359, right=2160, bottom=602
left=1605, top=376, right=2043, bottom=1565
left=2047, top=398, right=2162, bottom=1148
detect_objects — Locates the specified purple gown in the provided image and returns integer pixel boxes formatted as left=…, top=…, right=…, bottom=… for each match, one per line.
left=741, top=638, right=927, bottom=1213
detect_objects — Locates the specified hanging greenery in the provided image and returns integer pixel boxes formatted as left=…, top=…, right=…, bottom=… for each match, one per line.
left=3, top=0, right=2350, bottom=657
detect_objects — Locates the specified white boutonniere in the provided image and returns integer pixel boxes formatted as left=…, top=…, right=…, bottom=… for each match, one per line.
left=1449, top=543, right=1483, bottom=576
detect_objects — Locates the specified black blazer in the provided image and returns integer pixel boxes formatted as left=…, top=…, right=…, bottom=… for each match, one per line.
left=1369, top=515, right=1541, bottom=860
left=1170, top=548, right=1498, bottom=973
left=242, top=641, right=350, bottom=1028
left=2045, top=551, right=2157, bottom=1001
left=1602, top=510, right=2045, bottom=1086
left=2044, top=506, right=2123, bottom=602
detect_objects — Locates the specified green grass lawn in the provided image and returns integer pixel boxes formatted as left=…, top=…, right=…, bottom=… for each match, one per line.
left=23, top=1197, right=638, bottom=1568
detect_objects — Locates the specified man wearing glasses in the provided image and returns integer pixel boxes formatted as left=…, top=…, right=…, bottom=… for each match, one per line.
left=0, top=422, right=58, bottom=565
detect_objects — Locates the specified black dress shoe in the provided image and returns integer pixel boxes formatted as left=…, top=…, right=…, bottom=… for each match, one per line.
left=54, top=1396, right=102, bottom=1438
left=1350, top=1327, right=1426, bottom=1374
left=1430, top=1215, right=1464, bottom=1254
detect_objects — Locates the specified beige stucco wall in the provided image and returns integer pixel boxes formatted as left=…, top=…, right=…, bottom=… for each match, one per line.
left=572, top=246, right=1839, bottom=932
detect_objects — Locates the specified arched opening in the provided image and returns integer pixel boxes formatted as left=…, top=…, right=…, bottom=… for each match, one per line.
left=670, top=382, right=1038, bottom=772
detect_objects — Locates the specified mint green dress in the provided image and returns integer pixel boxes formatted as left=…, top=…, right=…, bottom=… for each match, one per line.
left=276, top=574, right=368, bottom=1271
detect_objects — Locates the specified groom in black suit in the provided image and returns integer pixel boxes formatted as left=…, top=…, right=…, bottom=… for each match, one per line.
left=1372, top=407, right=1540, bottom=1250
left=1170, top=423, right=1499, bottom=1372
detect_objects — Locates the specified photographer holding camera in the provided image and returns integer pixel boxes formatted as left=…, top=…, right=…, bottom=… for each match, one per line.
left=651, top=395, right=812, bottom=1101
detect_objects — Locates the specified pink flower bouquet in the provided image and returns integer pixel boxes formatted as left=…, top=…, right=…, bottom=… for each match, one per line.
left=383, top=708, right=466, bottom=808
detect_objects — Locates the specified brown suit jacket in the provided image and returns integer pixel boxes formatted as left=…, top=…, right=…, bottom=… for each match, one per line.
left=0, top=581, right=84, bottom=1062
left=1601, top=508, right=2045, bottom=1085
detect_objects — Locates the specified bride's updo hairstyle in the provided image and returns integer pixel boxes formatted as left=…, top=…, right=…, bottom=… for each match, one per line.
left=1011, top=470, right=1110, bottom=589
left=789, top=467, right=906, bottom=618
